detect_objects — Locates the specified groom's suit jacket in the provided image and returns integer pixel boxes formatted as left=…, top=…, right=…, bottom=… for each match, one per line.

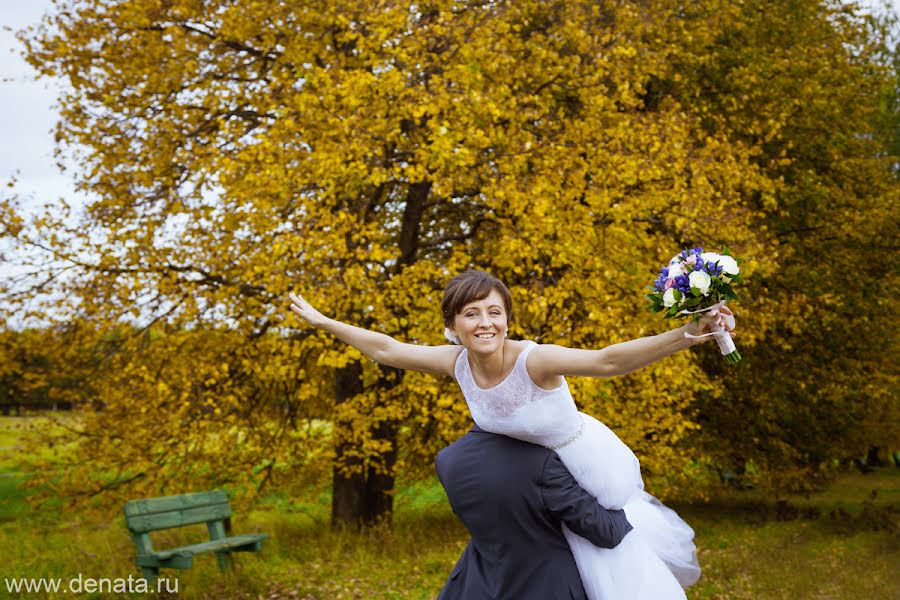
left=435, top=424, right=633, bottom=600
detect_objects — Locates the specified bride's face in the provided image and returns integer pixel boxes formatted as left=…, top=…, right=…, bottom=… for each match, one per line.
left=450, top=289, right=508, bottom=352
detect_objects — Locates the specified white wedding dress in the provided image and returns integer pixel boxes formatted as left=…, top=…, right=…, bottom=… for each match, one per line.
left=455, top=340, right=700, bottom=600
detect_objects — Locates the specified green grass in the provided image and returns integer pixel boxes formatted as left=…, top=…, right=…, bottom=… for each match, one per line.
left=0, top=472, right=29, bottom=523
left=0, top=417, right=26, bottom=469
left=0, top=416, right=897, bottom=599
left=0, top=417, right=31, bottom=524
left=677, top=468, right=900, bottom=599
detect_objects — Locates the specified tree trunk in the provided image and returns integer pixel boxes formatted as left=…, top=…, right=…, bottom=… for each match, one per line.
left=331, top=360, right=367, bottom=527
left=364, top=418, right=397, bottom=524
left=331, top=181, right=430, bottom=527
left=330, top=361, right=400, bottom=528
left=865, top=446, right=883, bottom=468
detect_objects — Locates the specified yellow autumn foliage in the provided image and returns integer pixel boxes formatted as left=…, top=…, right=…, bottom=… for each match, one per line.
left=1, top=0, right=895, bottom=523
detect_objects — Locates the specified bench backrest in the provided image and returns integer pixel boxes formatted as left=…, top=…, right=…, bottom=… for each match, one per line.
left=123, top=491, right=232, bottom=534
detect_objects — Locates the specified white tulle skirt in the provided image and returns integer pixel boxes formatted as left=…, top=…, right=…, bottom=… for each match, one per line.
left=555, top=413, right=700, bottom=600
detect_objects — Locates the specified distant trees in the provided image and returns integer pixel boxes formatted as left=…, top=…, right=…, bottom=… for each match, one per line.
left=0, top=328, right=77, bottom=414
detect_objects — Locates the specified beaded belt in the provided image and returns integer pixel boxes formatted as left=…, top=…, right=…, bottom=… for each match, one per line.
left=547, top=415, right=585, bottom=451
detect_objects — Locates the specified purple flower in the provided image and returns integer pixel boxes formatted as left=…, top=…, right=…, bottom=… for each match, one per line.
left=675, top=274, right=691, bottom=293
left=680, top=247, right=703, bottom=260
left=654, top=267, right=670, bottom=291
left=702, top=261, right=723, bottom=277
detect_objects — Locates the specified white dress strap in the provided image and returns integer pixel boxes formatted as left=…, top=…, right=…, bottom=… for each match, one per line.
left=453, top=346, right=469, bottom=382
left=514, top=339, right=542, bottom=383
left=516, top=340, right=538, bottom=369
left=520, top=339, right=539, bottom=354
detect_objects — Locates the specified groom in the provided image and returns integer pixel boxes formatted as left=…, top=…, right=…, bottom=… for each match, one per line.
left=436, top=424, right=633, bottom=600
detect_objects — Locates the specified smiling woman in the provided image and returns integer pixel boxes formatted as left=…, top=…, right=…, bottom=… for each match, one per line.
left=289, top=267, right=734, bottom=599
left=441, top=270, right=513, bottom=344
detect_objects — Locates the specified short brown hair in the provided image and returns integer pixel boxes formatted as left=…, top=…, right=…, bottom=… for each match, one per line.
left=441, top=270, right=514, bottom=328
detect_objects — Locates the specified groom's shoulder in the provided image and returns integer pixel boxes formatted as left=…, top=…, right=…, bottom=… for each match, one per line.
left=437, top=428, right=551, bottom=468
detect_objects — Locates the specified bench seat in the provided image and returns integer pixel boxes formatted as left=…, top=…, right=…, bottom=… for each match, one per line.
left=136, top=533, right=269, bottom=567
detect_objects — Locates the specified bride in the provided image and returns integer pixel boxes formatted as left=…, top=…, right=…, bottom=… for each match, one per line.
left=289, top=269, right=734, bottom=599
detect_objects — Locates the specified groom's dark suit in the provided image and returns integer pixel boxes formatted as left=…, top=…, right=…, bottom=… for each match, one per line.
left=436, top=425, right=633, bottom=600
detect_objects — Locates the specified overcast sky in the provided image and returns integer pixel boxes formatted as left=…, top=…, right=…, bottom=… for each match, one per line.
left=1, top=1, right=79, bottom=216
left=1, top=0, right=898, bottom=219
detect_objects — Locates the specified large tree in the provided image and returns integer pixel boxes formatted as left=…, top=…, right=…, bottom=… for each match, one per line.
left=3, top=0, right=896, bottom=523
left=664, top=0, right=900, bottom=490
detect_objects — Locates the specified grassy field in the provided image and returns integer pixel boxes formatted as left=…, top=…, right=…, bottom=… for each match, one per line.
left=1, top=416, right=898, bottom=599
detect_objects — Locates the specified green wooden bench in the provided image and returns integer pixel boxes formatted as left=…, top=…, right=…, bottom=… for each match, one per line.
left=123, top=490, right=268, bottom=582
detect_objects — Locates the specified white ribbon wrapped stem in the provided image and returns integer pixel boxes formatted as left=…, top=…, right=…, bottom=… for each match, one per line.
left=681, top=300, right=737, bottom=356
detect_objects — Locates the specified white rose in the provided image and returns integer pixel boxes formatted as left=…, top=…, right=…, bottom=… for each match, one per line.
left=701, top=252, right=740, bottom=282
left=717, top=255, right=740, bottom=280
left=668, top=261, right=685, bottom=279
left=663, top=288, right=677, bottom=307
left=689, top=270, right=712, bottom=296
left=663, top=288, right=675, bottom=308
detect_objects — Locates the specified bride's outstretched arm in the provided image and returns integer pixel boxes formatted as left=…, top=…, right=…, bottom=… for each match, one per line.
left=529, top=307, right=735, bottom=379
left=288, top=292, right=459, bottom=377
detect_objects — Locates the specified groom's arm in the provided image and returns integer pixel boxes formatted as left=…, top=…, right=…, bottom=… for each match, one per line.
left=540, top=453, right=633, bottom=549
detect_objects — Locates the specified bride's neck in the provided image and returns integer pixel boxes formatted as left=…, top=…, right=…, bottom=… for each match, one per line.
left=467, top=340, right=509, bottom=379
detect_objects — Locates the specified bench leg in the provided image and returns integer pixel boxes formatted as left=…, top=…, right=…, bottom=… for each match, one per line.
left=214, top=551, right=234, bottom=573
left=208, top=520, right=235, bottom=573
left=141, top=567, right=159, bottom=584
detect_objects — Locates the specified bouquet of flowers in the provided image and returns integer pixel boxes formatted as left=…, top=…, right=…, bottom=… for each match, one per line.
left=646, top=246, right=743, bottom=364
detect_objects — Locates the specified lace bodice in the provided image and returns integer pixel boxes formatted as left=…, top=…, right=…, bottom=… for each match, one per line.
left=455, top=340, right=583, bottom=449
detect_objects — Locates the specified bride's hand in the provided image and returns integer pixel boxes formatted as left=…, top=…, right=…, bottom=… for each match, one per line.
left=683, top=305, right=735, bottom=344
left=288, top=292, right=327, bottom=328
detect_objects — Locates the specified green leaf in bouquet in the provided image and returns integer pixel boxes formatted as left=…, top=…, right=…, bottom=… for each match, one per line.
left=673, top=289, right=682, bottom=302
left=690, top=286, right=701, bottom=297
left=683, top=296, right=703, bottom=308
left=722, top=246, right=731, bottom=256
